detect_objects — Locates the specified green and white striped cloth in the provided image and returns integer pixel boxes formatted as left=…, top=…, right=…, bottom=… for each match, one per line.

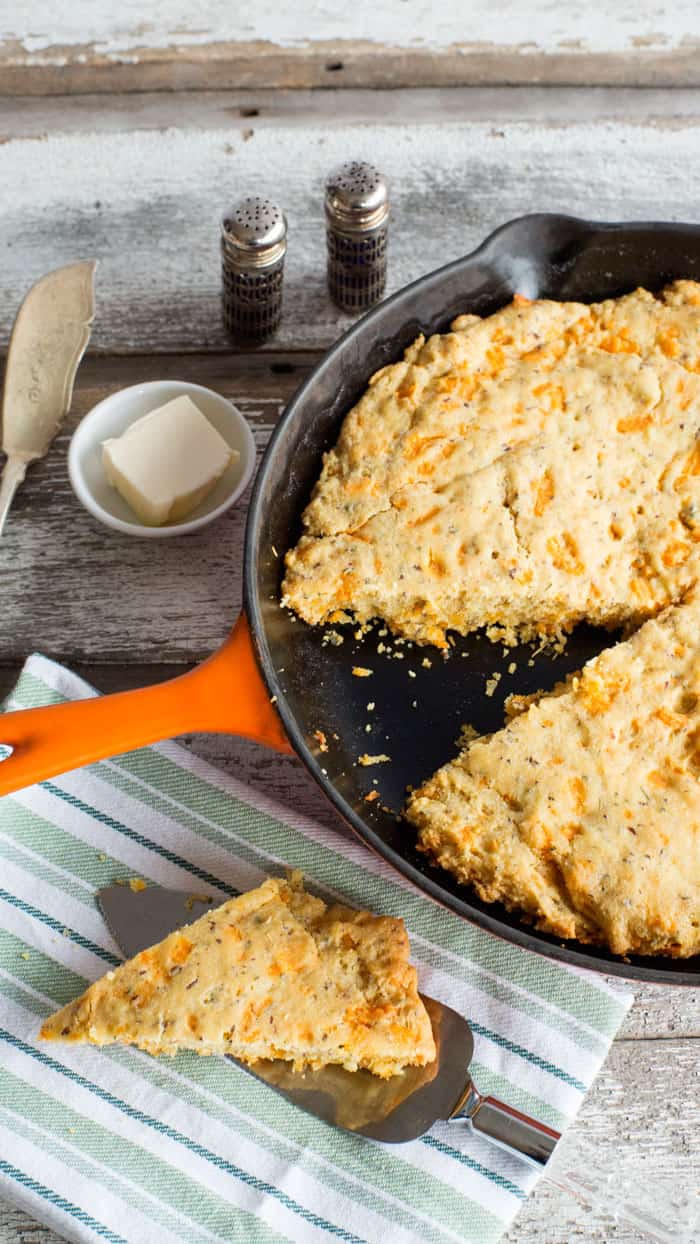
left=0, top=654, right=633, bottom=1244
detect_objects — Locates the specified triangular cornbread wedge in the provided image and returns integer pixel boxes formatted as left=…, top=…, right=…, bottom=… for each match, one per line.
left=40, top=873, right=435, bottom=1077
left=283, top=282, right=700, bottom=647
left=406, top=589, right=700, bottom=957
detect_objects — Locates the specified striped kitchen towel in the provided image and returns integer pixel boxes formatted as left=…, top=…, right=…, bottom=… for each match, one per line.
left=0, top=654, right=633, bottom=1244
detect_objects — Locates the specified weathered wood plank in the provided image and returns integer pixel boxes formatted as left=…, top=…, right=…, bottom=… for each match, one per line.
left=3, top=100, right=700, bottom=354
left=1, top=1036, right=698, bottom=1243
left=0, top=1207, right=61, bottom=1243
left=507, top=1036, right=700, bottom=1242
left=7, top=86, right=700, bottom=140
left=2, top=1, right=700, bottom=93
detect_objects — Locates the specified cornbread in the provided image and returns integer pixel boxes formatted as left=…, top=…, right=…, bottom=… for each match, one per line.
left=283, top=283, right=700, bottom=648
left=40, top=873, right=435, bottom=1077
left=407, top=589, right=700, bottom=957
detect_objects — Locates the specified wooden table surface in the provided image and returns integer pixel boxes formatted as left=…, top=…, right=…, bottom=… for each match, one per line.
left=1, top=5, right=699, bottom=1241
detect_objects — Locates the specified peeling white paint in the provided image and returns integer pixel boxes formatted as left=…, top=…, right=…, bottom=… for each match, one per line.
left=0, top=1, right=698, bottom=58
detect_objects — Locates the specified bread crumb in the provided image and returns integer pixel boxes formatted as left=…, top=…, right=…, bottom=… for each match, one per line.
left=485, top=673, right=502, bottom=697
left=185, top=894, right=213, bottom=910
left=323, top=630, right=344, bottom=646
left=352, top=666, right=373, bottom=677
left=364, top=790, right=380, bottom=803
left=98, top=853, right=107, bottom=862
left=358, top=753, right=391, bottom=766
left=457, top=723, right=479, bottom=747
left=271, top=545, right=278, bottom=557
left=367, top=701, right=375, bottom=711
left=421, top=658, right=432, bottom=669
left=20, top=951, right=29, bottom=961
left=128, top=878, right=147, bottom=893
left=508, top=661, right=517, bottom=674
left=313, top=730, right=328, bottom=753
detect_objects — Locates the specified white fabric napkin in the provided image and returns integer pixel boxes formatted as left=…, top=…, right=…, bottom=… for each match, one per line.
left=0, top=654, right=633, bottom=1244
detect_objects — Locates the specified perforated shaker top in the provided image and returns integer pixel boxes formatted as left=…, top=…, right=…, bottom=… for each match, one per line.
left=325, top=162, right=389, bottom=234
left=221, top=197, right=287, bottom=267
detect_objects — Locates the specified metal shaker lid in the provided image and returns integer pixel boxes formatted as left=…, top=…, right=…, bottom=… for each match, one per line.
left=221, top=197, right=287, bottom=268
left=325, top=162, right=389, bottom=233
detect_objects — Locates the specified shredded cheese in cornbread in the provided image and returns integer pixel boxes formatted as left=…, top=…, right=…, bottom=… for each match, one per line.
left=283, top=283, right=700, bottom=648
left=40, top=873, right=435, bottom=1077
left=407, top=590, right=700, bottom=957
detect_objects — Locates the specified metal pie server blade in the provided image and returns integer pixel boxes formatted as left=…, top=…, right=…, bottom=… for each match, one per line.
left=0, top=260, right=97, bottom=535
left=96, top=884, right=555, bottom=1157
left=96, top=885, right=693, bottom=1240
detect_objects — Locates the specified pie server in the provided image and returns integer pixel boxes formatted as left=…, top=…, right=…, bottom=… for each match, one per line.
left=97, top=883, right=692, bottom=1242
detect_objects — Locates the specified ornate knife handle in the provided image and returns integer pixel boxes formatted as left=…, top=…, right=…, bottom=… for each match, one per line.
left=451, top=1085, right=697, bottom=1243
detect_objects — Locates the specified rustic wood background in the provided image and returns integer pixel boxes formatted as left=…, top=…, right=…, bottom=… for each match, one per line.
left=1, top=4, right=699, bottom=1241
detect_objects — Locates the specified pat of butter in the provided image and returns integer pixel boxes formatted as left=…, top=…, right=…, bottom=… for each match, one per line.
left=102, top=396, right=238, bottom=526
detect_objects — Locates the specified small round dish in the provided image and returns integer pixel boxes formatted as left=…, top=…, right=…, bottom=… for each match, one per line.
left=68, top=380, right=256, bottom=537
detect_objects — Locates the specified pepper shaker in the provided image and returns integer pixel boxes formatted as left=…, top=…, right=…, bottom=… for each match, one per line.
left=221, top=197, right=287, bottom=343
left=325, top=161, right=389, bottom=313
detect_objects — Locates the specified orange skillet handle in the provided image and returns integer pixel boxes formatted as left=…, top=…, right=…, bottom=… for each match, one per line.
left=0, top=614, right=292, bottom=797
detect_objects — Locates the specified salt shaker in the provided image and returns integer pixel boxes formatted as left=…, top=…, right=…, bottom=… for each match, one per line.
left=325, top=161, right=389, bottom=313
left=221, top=197, right=287, bottom=343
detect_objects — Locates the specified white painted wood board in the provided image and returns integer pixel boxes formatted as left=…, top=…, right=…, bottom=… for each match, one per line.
left=2, top=94, right=700, bottom=354
left=2, top=1, right=700, bottom=91
left=3, top=1, right=698, bottom=58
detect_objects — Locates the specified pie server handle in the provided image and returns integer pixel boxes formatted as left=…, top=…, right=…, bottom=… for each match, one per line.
left=452, top=1089, right=696, bottom=1242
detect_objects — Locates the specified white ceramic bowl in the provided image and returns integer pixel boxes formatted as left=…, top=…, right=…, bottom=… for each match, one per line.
left=69, top=380, right=256, bottom=537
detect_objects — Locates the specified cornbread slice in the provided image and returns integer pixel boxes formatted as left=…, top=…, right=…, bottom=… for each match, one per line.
left=40, top=873, right=435, bottom=1077
left=406, top=589, right=700, bottom=957
left=283, top=283, right=700, bottom=647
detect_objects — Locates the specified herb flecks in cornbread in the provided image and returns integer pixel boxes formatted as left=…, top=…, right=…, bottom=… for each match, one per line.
left=40, top=873, right=435, bottom=1077
left=283, top=283, right=700, bottom=648
left=407, top=590, right=700, bottom=958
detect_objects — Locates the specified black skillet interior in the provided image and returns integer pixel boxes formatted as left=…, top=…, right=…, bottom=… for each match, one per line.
left=246, top=213, right=700, bottom=984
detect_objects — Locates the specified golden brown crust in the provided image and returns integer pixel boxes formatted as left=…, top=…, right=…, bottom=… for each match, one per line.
left=40, top=873, right=435, bottom=1077
left=283, top=282, right=700, bottom=648
left=407, top=590, right=700, bottom=957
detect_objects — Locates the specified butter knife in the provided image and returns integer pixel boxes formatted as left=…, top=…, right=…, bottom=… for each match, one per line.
left=0, top=260, right=97, bottom=535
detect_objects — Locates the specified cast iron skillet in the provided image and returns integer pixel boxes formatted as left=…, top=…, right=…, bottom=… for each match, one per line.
left=247, top=212, right=700, bottom=985
left=2, top=214, right=699, bottom=983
